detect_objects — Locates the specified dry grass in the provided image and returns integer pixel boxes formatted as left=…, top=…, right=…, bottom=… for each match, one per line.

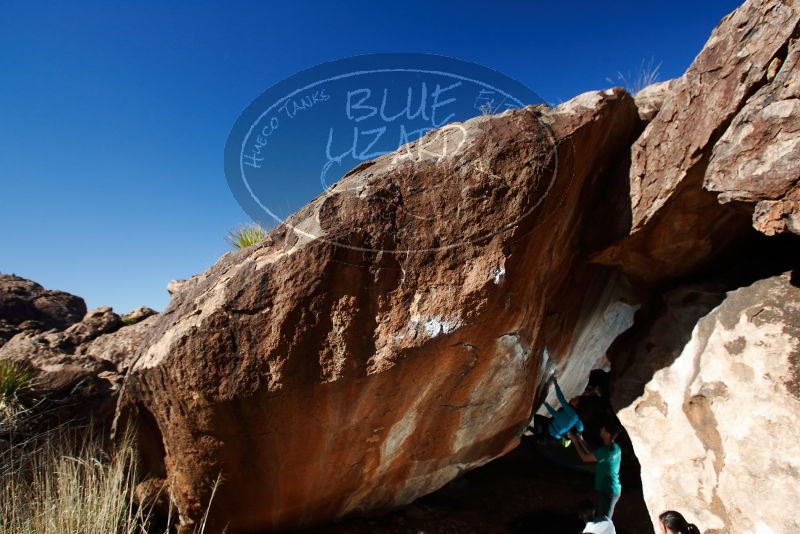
left=0, top=425, right=221, bottom=534
left=0, top=428, right=154, bottom=534
left=0, top=359, right=219, bottom=533
left=607, top=57, right=662, bottom=95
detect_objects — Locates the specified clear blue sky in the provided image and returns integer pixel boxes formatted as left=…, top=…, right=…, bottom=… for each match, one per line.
left=0, top=0, right=741, bottom=313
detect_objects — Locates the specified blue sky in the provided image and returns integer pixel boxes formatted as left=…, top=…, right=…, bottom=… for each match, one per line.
left=0, top=0, right=741, bottom=313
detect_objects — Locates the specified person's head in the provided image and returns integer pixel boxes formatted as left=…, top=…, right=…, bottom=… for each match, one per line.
left=569, top=396, right=581, bottom=409
left=578, top=500, right=596, bottom=523
left=600, top=419, right=622, bottom=444
left=658, top=510, right=700, bottom=534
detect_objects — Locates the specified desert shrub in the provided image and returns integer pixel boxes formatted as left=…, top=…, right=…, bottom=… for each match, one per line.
left=0, top=361, right=36, bottom=399
left=0, top=361, right=37, bottom=422
left=226, top=223, right=267, bottom=250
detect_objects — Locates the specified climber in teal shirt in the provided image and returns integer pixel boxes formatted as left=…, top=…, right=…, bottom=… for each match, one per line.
left=543, top=378, right=584, bottom=439
left=571, top=419, right=623, bottom=519
left=529, top=375, right=584, bottom=444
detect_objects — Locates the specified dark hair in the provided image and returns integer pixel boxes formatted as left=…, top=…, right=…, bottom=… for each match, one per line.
left=578, top=500, right=596, bottom=521
left=601, top=418, right=623, bottom=441
left=659, top=510, right=700, bottom=534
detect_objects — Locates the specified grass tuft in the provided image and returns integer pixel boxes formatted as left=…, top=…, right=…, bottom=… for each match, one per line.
left=226, top=223, right=267, bottom=250
left=0, top=361, right=37, bottom=422
left=607, top=57, right=662, bottom=95
left=0, top=361, right=36, bottom=399
left=478, top=102, right=495, bottom=116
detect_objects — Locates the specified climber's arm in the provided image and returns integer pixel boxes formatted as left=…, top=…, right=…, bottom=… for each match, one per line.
left=574, top=417, right=584, bottom=434
left=569, top=432, right=597, bottom=463
left=554, top=380, right=568, bottom=407
left=543, top=401, right=558, bottom=417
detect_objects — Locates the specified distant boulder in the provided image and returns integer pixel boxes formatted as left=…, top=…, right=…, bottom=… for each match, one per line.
left=0, top=273, right=86, bottom=345
left=122, top=306, right=158, bottom=325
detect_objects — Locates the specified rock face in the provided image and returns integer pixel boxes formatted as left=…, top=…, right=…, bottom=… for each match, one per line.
left=0, top=287, right=159, bottom=424
left=0, top=273, right=86, bottom=346
left=83, top=312, right=160, bottom=372
left=610, top=284, right=726, bottom=413
left=633, top=79, right=677, bottom=122
left=616, top=273, right=800, bottom=534
left=0, top=307, right=120, bottom=419
left=705, top=29, right=800, bottom=236
left=594, top=0, right=800, bottom=281
left=121, top=89, right=641, bottom=533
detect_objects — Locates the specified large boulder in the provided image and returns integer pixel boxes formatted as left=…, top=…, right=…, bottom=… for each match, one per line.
left=0, top=274, right=86, bottom=346
left=120, top=89, right=641, bottom=533
left=594, top=0, right=800, bottom=282
left=615, top=273, right=800, bottom=533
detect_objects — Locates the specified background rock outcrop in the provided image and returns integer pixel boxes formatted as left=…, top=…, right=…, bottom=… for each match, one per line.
left=0, top=273, right=86, bottom=346
left=633, top=79, right=677, bottom=122
left=594, top=0, right=800, bottom=282
left=0, top=281, right=159, bottom=426
left=616, top=273, right=800, bottom=533
left=705, top=30, right=800, bottom=236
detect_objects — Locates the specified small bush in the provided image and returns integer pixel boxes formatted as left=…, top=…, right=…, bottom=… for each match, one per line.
left=0, top=361, right=37, bottom=422
left=226, top=223, right=267, bottom=250
left=0, top=361, right=36, bottom=399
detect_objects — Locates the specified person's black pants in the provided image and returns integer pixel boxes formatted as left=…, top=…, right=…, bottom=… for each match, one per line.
left=531, top=414, right=556, bottom=443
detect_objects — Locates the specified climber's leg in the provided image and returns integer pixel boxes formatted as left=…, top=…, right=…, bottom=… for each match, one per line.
left=596, top=491, right=621, bottom=519
left=529, top=414, right=550, bottom=436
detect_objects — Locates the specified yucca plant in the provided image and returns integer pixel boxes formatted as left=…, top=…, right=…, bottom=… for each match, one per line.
left=0, top=361, right=37, bottom=422
left=0, top=361, right=36, bottom=399
left=226, top=223, right=267, bottom=250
